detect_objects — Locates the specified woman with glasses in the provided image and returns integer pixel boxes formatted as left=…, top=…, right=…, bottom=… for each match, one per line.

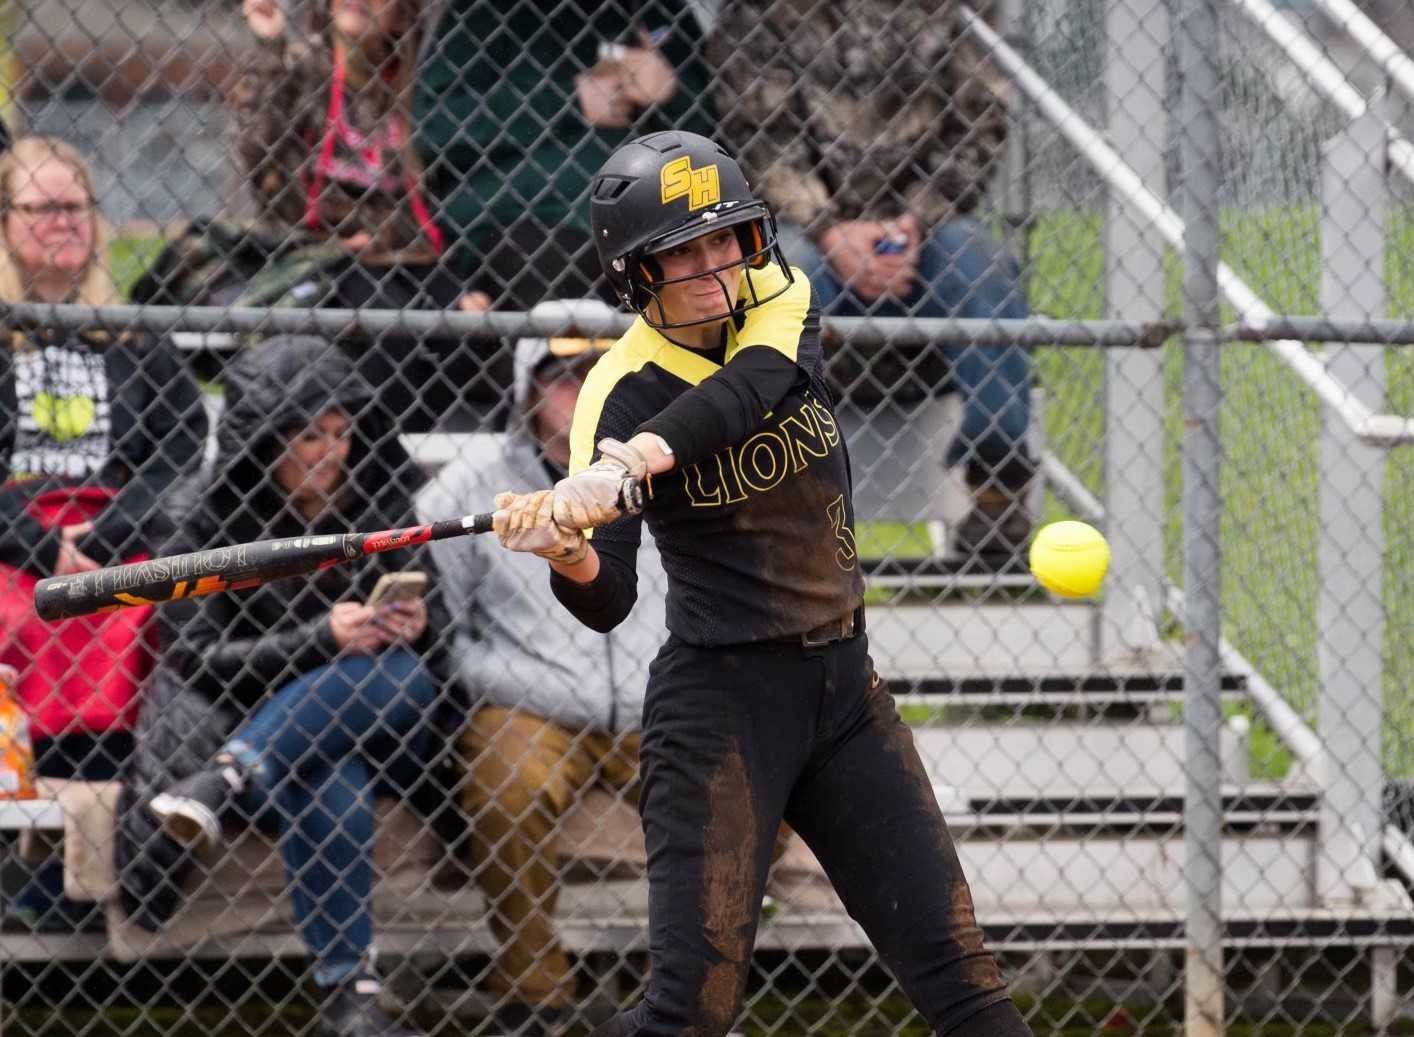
left=0, top=136, right=208, bottom=932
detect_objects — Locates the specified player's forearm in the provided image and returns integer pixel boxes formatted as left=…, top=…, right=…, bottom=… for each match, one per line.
left=550, top=540, right=639, bottom=633
left=549, top=543, right=600, bottom=584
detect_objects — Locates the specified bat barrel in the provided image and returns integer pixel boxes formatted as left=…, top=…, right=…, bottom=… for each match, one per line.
left=34, top=576, right=84, bottom=622
left=33, top=515, right=496, bottom=622
left=34, top=535, right=356, bottom=621
left=34, top=573, right=98, bottom=621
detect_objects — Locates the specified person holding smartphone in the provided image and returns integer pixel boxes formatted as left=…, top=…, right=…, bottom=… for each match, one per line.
left=709, top=0, right=1036, bottom=567
left=118, top=336, right=455, bottom=1037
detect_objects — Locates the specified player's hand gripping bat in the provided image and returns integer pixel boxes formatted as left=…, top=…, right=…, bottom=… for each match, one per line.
left=33, top=483, right=644, bottom=622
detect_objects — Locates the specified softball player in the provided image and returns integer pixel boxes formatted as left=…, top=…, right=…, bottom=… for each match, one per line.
left=493, top=131, right=1031, bottom=1037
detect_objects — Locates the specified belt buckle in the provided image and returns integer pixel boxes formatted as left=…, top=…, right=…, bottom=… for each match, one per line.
left=800, top=612, right=852, bottom=648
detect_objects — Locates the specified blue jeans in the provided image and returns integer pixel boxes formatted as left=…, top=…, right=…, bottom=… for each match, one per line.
left=223, top=650, right=438, bottom=987
left=778, top=218, right=1034, bottom=480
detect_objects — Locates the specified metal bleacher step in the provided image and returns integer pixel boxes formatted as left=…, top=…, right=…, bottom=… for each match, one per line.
left=911, top=722, right=1252, bottom=793
left=958, top=825, right=1337, bottom=910
left=546, top=827, right=1411, bottom=956
left=868, top=600, right=1247, bottom=706
left=967, top=909, right=1414, bottom=952
left=860, top=553, right=1037, bottom=593
left=870, top=598, right=1101, bottom=673
left=888, top=671, right=1249, bottom=707
left=940, top=785, right=1319, bottom=837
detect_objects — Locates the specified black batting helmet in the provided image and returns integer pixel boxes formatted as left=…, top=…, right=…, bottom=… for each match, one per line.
left=589, top=131, right=793, bottom=329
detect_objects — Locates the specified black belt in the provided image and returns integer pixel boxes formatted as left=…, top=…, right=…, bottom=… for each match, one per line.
left=798, top=608, right=860, bottom=648
left=712, top=608, right=864, bottom=652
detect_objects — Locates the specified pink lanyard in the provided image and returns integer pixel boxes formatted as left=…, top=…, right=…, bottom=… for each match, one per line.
left=304, top=56, right=445, bottom=254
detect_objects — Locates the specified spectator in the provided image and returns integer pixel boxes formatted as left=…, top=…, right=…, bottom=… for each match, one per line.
left=0, top=136, right=208, bottom=931
left=413, top=0, right=714, bottom=311
left=220, top=0, right=496, bottom=429
left=417, top=335, right=665, bottom=1037
left=709, top=0, right=1036, bottom=563
left=235, top=0, right=445, bottom=267
left=117, top=336, right=456, bottom=1037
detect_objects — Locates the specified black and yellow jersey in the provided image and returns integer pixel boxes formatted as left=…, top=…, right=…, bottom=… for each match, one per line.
left=557, top=264, right=865, bottom=646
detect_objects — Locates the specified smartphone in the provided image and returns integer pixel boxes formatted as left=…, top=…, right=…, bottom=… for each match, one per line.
left=366, top=571, right=428, bottom=608
left=874, top=233, right=909, bottom=255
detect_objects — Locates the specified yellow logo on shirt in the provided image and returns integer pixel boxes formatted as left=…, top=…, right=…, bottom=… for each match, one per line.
left=660, top=156, right=720, bottom=210
left=33, top=392, right=96, bottom=443
left=682, top=397, right=839, bottom=507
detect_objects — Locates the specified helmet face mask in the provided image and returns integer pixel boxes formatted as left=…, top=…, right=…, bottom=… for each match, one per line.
left=591, top=131, right=795, bottom=330
left=624, top=213, right=789, bottom=330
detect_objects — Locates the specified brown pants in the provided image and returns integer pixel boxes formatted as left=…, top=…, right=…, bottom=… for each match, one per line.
left=461, top=707, right=641, bottom=1008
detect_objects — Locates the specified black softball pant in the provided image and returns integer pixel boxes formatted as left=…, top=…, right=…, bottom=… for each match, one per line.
left=589, top=632, right=1032, bottom=1037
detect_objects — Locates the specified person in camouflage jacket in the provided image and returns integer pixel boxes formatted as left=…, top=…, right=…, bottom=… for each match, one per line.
left=230, top=0, right=445, bottom=262
left=709, top=0, right=1037, bottom=565
left=216, top=0, right=498, bottom=430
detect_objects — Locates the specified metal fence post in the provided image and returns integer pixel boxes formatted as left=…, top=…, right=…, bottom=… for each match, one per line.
left=995, top=0, right=1030, bottom=265
left=1103, top=0, right=1169, bottom=663
left=1316, top=109, right=1388, bottom=906
left=1179, top=0, right=1225, bottom=1032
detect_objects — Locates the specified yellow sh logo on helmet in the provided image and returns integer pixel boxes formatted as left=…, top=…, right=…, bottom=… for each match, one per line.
left=659, top=156, right=720, bottom=210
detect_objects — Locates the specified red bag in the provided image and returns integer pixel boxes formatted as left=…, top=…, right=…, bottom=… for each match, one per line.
left=0, top=487, right=155, bottom=738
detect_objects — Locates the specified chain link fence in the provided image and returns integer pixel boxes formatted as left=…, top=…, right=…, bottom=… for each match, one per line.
left=0, top=0, right=1413, bottom=1035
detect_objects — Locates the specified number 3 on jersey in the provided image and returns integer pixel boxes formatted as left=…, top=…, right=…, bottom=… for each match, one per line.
left=826, top=495, right=858, bottom=572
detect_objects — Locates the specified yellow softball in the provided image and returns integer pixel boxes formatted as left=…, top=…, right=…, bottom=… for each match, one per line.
left=1028, top=521, right=1111, bottom=598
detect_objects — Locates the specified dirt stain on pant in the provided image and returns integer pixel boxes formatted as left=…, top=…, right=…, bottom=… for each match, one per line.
left=863, top=664, right=1004, bottom=993
left=695, top=744, right=758, bottom=1035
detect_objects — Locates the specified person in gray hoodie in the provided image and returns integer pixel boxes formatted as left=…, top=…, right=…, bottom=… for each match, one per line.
left=417, top=334, right=667, bottom=1037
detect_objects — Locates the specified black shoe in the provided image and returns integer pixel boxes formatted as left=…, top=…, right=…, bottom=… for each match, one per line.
left=319, top=974, right=422, bottom=1037
left=149, top=759, right=245, bottom=851
left=483, top=1002, right=568, bottom=1037
left=954, top=485, right=1033, bottom=571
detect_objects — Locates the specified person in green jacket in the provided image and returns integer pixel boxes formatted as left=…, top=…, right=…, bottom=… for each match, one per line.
left=413, top=0, right=715, bottom=311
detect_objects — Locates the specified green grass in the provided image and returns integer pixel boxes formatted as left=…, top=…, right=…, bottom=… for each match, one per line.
left=855, top=522, right=935, bottom=559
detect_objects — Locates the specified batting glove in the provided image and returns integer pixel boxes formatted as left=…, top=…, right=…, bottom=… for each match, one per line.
left=553, top=437, right=647, bottom=530
left=493, top=491, right=589, bottom=565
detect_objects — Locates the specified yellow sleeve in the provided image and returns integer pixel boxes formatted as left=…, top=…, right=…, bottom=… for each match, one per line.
left=569, top=362, right=614, bottom=476
left=568, top=334, right=647, bottom=475
left=727, top=263, right=814, bottom=364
